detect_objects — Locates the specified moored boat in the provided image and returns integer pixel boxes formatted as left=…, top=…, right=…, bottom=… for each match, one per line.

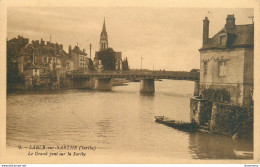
left=233, top=149, right=253, bottom=159
left=155, top=116, right=198, bottom=131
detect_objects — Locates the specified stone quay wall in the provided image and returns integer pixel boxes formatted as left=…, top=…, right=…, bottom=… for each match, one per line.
left=190, top=97, right=253, bottom=138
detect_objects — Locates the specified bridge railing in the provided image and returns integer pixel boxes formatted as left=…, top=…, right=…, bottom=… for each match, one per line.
left=68, top=70, right=199, bottom=80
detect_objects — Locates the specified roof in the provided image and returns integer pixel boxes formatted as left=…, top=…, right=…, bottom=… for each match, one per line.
left=200, top=24, right=254, bottom=51
left=20, top=42, right=73, bottom=61
left=71, top=46, right=87, bottom=55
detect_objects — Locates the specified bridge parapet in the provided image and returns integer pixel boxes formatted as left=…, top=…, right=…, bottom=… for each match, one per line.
left=67, top=70, right=200, bottom=81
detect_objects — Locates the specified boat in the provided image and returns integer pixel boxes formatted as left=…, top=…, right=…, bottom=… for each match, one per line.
left=155, top=116, right=199, bottom=131
left=233, top=149, right=253, bottom=159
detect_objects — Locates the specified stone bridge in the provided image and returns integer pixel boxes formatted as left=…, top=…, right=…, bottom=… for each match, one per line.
left=66, top=70, right=200, bottom=94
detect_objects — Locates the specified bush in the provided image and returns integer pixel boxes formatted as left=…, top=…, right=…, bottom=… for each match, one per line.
left=212, top=103, right=253, bottom=138
left=202, top=88, right=230, bottom=103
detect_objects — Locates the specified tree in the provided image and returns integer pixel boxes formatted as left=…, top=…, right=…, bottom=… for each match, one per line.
left=7, top=36, right=29, bottom=84
left=96, top=48, right=116, bottom=71
left=122, top=57, right=129, bottom=71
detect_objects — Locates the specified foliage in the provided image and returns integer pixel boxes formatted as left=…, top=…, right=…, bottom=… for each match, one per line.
left=211, top=103, right=253, bottom=138
left=122, top=57, right=129, bottom=71
left=190, top=98, right=212, bottom=126
left=202, top=88, right=230, bottom=103
left=96, top=48, right=116, bottom=71
left=7, top=69, right=24, bottom=84
left=199, top=100, right=212, bottom=125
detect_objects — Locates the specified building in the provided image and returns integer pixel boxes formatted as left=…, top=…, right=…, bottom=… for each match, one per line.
left=7, top=35, right=29, bottom=86
left=69, top=45, right=91, bottom=71
left=199, top=15, right=254, bottom=105
left=94, top=18, right=123, bottom=71
left=18, top=38, right=74, bottom=89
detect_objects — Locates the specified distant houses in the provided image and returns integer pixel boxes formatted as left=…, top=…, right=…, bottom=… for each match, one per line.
left=7, top=36, right=93, bottom=90
left=7, top=18, right=130, bottom=90
left=17, top=38, right=75, bottom=89
left=68, top=45, right=92, bottom=71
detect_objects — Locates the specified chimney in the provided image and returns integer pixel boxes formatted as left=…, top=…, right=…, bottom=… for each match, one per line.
left=83, top=49, right=85, bottom=53
left=225, top=14, right=235, bottom=29
left=203, top=17, right=209, bottom=46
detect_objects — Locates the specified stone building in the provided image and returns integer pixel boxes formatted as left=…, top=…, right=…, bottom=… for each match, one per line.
left=69, top=45, right=91, bottom=71
left=94, top=18, right=122, bottom=71
left=18, top=38, right=74, bottom=89
left=199, top=15, right=254, bottom=105
left=7, top=35, right=29, bottom=86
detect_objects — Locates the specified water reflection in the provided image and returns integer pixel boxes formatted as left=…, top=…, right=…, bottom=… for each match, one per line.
left=139, top=92, right=155, bottom=97
left=95, top=118, right=115, bottom=149
left=188, top=131, right=253, bottom=159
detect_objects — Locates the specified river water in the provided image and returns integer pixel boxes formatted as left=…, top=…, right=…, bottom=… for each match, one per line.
left=6, top=80, right=253, bottom=160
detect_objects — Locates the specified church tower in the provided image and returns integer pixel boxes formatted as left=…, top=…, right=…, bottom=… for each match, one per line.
left=99, top=18, right=108, bottom=51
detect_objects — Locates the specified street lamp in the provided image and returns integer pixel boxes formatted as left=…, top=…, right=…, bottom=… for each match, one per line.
left=141, top=55, right=143, bottom=71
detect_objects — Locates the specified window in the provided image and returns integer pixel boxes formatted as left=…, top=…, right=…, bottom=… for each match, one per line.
left=220, top=35, right=227, bottom=46
left=218, top=61, right=227, bottom=76
left=203, top=62, right=208, bottom=76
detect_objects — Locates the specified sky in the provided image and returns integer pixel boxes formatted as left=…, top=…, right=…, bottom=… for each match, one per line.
left=7, top=7, right=253, bottom=71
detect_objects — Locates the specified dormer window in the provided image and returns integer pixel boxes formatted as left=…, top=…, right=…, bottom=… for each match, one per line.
left=220, top=35, right=227, bottom=46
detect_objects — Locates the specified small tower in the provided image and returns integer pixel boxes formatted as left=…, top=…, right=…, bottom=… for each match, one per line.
left=99, top=18, right=108, bottom=51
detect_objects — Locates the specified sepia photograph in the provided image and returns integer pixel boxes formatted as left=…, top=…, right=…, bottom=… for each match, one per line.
left=0, top=0, right=259, bottom=164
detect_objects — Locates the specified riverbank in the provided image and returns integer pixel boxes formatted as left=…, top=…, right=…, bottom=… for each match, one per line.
left=7, top=78, right=130, bottom=93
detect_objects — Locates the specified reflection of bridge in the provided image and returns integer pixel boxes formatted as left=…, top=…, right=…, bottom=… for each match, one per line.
left=67, top=70, right=200, bottom=94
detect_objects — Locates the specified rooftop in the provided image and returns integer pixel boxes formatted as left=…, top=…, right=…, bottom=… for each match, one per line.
left=71, top=45, right=87, bottom=55
left=20, top=40, right=72, bottom=61
left=200, top=24, right=254, bottom=51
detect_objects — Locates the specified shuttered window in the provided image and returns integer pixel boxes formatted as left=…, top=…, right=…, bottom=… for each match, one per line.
left=218, top=61, right=227, bottom=76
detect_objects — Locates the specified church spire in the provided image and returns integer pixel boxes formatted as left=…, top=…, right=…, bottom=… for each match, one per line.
left=100, top=17, right=108, bottom=50
left=102, top=18, right=107, bottom=34
left=100, top=17, right=107, bottom=38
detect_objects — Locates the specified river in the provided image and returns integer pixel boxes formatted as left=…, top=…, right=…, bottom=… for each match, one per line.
left=6, top=80, right=253, bottom=160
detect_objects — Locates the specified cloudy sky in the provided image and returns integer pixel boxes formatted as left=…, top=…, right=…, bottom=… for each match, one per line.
left=7, top=7, right=253, bottom=70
